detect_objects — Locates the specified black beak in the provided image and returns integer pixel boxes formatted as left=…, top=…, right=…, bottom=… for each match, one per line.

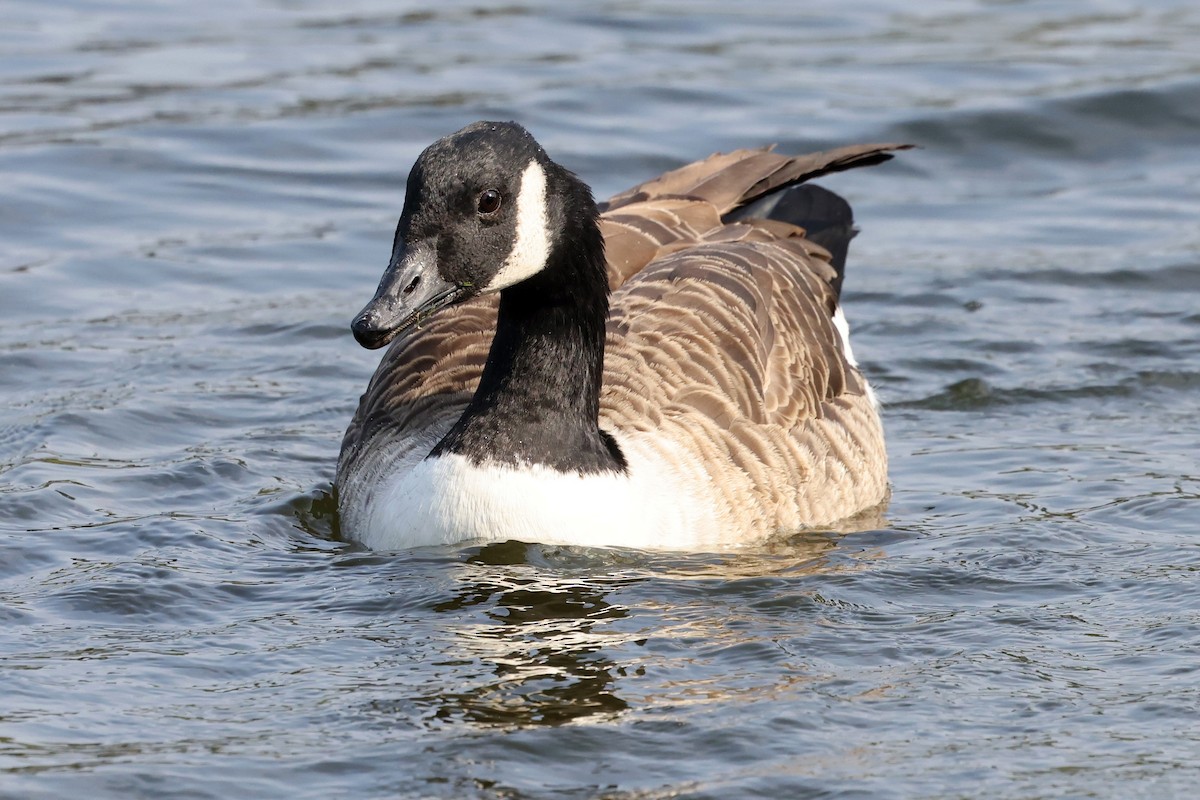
left=350, top=242, right=469, bottom=350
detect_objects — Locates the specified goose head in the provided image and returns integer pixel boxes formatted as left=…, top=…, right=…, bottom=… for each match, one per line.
left=351, top=121, right=578, bottom=350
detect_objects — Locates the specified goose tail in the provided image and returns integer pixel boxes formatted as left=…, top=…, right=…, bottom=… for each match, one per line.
left=726, top=184, right=857, bottom=298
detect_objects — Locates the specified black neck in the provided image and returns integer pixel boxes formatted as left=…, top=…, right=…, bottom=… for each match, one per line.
left=430, top=197, right=626, bottom=474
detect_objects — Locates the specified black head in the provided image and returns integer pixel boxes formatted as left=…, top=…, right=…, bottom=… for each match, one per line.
left=352, top=121, right=574, bottom=349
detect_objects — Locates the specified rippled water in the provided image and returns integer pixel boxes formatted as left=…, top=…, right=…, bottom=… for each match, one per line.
left=3, top=1, right=1200, bottom=797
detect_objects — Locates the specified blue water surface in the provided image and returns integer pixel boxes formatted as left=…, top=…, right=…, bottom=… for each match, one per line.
left=2, top=1, right=1199, bottom=798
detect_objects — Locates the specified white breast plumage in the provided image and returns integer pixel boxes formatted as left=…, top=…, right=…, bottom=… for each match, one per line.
left=345, top=433, right=730, bottom=551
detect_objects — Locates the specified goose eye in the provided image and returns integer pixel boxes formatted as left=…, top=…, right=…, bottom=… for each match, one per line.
left=477, top=189, right=502, bottom=215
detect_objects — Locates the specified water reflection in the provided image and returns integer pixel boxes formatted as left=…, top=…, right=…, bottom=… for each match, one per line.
left=422, top=541, right=637, bottom=726
left=415, top=532, right=866, bottom=728
left=287, top=484, right=341, bottom=541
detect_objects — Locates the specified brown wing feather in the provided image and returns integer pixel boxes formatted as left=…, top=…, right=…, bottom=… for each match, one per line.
left=602, top=142, right=911, bottom=216
left=340, top=143, right=900, bottom=531
left=600, top=232, right=886, bottom=530
left=338, top=296, right=497, bottom=476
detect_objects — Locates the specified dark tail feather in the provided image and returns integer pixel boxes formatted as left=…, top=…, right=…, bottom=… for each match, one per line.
left=724, top=183, right=857, bottom=298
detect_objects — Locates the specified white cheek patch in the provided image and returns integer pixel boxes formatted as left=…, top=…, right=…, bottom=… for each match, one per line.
left=486, top=160, right=551, bottom=292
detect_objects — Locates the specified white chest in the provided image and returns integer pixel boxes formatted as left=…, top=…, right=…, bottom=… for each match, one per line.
left=342, top=437, right=728, bottom=551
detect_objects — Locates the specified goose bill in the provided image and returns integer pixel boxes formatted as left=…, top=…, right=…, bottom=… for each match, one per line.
left=350, top=245, right=469, bottom=349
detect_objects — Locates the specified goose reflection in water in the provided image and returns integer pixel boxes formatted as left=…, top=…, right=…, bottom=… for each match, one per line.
left=402, top=529, right=874, bottom=728
left=421, top=540, right=637, bottom=726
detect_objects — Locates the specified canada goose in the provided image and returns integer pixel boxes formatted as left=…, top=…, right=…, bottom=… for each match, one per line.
left=337, top=121, right=907, bottom=551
